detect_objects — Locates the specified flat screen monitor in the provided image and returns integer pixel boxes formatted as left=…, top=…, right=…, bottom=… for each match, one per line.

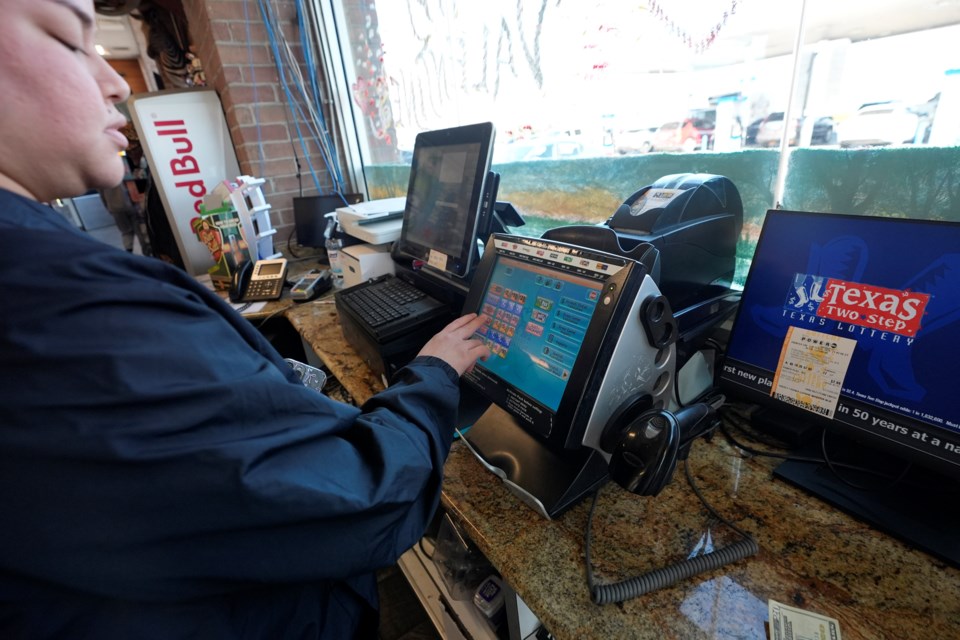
left=719, top=209, right=960, bottom=564
left=463, top=234, right=648, bottom=450
left=394, top=122, right=496, bottom=279
left=293, top=193, right=363, bottom=247
left=460, top=233, right=678, bottom=517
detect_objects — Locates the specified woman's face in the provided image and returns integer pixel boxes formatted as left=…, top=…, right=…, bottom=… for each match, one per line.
left=0, top=0, right=132, bottom=202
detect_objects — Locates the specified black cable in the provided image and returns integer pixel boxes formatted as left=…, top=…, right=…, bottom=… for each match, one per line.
left=719, top=407, right=917, bottom=485
left=720, top=407, right=813, bottom=456
left=720, top=413, right=839, bottom=464
left=286, top=225, right=302, bottom=259
left=721, top=403, right=795, bottom=449
left=820, top=428, right=913, bottom=492
left=294, top=150, right=303, bottom=197
left=672, top=356, right=684, bottom=408
left=703, top=337, right=724, bottom=353
left=682, top=458, right=753, bottom=542
left=584, top=450, right=758, bottom=605
left=417, top=537, right=435, bottom=560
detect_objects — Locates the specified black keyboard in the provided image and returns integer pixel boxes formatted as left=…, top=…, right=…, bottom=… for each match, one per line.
left=336, top=275, right=449, bottom=341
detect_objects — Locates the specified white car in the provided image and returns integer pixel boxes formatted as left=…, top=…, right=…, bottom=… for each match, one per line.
left=837, top=102, right=920, bottom=148
left=613, top=127, right=657, bottom=154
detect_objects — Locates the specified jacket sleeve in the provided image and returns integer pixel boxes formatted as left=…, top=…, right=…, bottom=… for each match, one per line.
left=0, top=230, right=461, bottom=602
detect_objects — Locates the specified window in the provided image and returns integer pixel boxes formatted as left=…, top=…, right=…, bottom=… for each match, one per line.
left=313, top=0, right=960, bottom=283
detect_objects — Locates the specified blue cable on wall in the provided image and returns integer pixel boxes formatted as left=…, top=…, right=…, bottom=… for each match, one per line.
left=255, top=0, right=349, bottom=198
left=296, top=2, right=347, bottom=195
left=258, top=0, right=322, bottom=194
left=243, top=0, right=265, bottom=177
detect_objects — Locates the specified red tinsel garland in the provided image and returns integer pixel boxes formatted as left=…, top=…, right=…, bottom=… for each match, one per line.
left=648, top=0, right=741, bottom=52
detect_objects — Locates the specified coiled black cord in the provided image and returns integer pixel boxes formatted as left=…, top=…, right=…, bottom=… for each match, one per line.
left=585, top=456, right=759, bottom=605
left=588, top=536, right=758, bottom=605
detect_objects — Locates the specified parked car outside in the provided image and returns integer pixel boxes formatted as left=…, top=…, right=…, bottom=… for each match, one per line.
left=743, top=117, right=763, bottom=146
left=613, top=126, right=657, bottom=154
left=746, top=113, right=837, bottom=147
left=811, top=116, right=837, bottom=145
left=837, top=101, right=920, bottom=148
left=754, top=112, right=799, bottom=147
left=650, top=118, right=713, bottom=152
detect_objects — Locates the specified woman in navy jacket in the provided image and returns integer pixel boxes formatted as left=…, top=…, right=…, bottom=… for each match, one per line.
left=0, top=1, right=489, bottom=637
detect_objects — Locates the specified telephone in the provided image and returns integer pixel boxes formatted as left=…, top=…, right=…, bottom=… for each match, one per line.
left=229, top=258, right=288, bottom=302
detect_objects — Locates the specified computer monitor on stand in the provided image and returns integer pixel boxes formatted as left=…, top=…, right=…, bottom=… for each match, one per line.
left=460, top=234, right=678, bottom=518
left=336, top=122, right=520, bottom=382
left=390, top=122, right=507, bottom=310
left=719, top=209, right=960, bottom=566
left=459, top=175, right=745, bottom=518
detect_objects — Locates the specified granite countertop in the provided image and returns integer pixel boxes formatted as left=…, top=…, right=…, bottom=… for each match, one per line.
left=441, top=439, right=960, bottom=639
left=284, top=298, right=383, bottom=404
left=281, top=302, right=960, bottom=640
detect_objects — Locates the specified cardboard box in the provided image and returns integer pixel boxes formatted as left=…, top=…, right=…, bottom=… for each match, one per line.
left=341, top=242, right=395, bottom=288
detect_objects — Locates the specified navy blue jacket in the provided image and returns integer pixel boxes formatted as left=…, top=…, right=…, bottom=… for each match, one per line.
left=0, top=189, right=460, bottom=638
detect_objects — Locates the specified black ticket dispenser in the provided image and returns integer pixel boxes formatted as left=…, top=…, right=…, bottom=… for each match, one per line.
left=607, top=173, right=742, bottom=310
left=544, top=173, right=743, bottom=362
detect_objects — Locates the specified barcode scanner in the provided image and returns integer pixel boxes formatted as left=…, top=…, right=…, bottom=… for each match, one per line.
left=606, top=403, right=715, bottom=496
left=591, top=398, right=758, bottom=605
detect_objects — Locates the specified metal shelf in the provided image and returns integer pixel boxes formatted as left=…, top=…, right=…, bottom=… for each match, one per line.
left=397, top=539, right=500, bottom=640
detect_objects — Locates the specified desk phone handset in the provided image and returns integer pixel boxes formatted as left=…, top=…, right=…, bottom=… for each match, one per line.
left=229, top=258, right=289, bottom=302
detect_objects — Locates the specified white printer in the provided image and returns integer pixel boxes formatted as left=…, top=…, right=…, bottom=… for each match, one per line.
left=336, top=196, right=405, bottom=244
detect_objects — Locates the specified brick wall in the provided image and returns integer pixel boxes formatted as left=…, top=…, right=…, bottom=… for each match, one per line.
left=181, top=0, right=341, bottom=246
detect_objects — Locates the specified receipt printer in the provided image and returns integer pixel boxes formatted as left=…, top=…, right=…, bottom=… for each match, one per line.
left=543, top=173, right=743, bottom=351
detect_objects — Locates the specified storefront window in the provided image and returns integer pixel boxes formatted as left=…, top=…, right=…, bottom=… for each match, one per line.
left=314, top=0, right=960, bottom=283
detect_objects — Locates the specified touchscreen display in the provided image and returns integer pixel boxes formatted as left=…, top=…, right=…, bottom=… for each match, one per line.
left=474, top=255, right=602, bottom=411
left=403, top=143, right=481, bottom=260
left=396, top=122, right=495, bottom=278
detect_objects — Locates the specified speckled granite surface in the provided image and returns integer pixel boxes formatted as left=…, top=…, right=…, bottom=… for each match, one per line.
left=281, top=303, right=960, bottom=640
left=285, top=299, right=383, bottom=405
left=442, top=441, right=960, bottom=640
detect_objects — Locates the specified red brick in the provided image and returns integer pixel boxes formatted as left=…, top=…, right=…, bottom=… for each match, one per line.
left=219, top=43, right=273, bottom=65
left=204, top=1, right=252, bottom=21
left=229, top=22, right=268, bottom=43
left=210, top=21, right=232, bottom=42
left=260, top=157, right=297, bottom=177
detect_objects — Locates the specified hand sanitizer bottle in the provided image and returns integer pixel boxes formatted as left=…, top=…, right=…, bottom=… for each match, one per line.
left=323, top=212, right=344, bottom=289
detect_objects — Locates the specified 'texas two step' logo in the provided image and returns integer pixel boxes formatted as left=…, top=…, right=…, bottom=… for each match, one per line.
left=790, top=275, right=930, bottom=337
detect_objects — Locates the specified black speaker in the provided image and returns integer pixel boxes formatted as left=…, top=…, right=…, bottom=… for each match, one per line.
left=293, top=193, right=363, bottom=247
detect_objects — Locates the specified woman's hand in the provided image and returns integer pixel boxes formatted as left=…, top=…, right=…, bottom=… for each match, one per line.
left=417, top=313, right=491, bottom=376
